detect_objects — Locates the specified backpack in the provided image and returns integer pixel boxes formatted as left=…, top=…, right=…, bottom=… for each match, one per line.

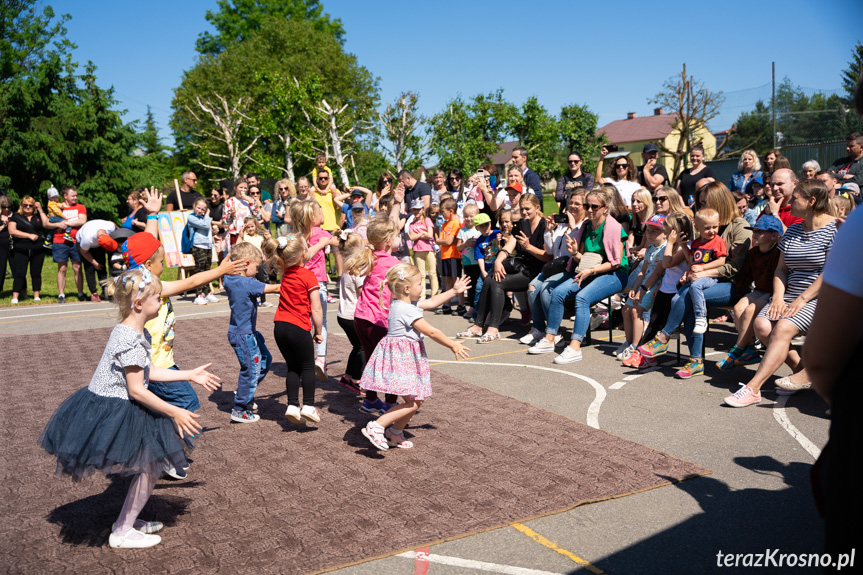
left=180, top=220, right=194, bottom=254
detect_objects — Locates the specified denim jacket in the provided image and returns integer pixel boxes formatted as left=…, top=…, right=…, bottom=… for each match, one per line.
left=729, top=170, right=763, bottom=194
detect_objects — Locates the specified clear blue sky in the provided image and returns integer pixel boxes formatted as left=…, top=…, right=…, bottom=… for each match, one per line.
left=51, top=0, right=862, bottom=151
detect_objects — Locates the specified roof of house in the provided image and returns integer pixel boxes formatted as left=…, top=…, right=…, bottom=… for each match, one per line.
left=489, top=141, right=519, bottom=165
left=597, top=113, right=677, bottom=145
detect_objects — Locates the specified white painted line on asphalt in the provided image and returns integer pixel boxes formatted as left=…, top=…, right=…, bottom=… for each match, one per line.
left=0, top=305, right=115, bottom=319
left=430, top=360, right=605, bottom=429
left=396, top=552, right=565, bottom=575
left=623, top=374, right=640, bottom=381
left=773, top=394, right=822, bottom=460
left=609, top=381, right=627, bottom=390
left=704, top=351, right=725, bottom=357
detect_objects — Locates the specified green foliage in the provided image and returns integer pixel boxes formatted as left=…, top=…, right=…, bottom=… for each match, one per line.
left=558, top=103, right=605, bottom=176
left=429, top=90, right=515, bottom=176
left=841, top=41, right=863, bottom=103
left=730, top=78, right=859, bottom=153
left=0, top=3, right=147, bottom=222
left=351, top=140, right=392, bottom=189
left=173, top=17, right=379, bottom=182
left=510, top=97, right=558, bottom=180
left=196, top=0, right=345, bottom=56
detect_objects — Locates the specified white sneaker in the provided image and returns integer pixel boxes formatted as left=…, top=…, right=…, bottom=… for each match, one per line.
left=553, top=347, right=583, bottom=364
left=33, top=296, right=41, bottom=301
left=553, top=334, right=563, bottom=345
left=285, top=405, right=305, bottom=424
left=519, top=328, right=542, bottom=344
left=693, top=317, right=708, bottom=334
left=613, top=342, right=630, bottom=357
left=10, top=298, right=18, bottom=304
left=205, top=293, right=220, bottom=303
left=108, top=528, right=161, bottom=549
left=528, top=338, right=555, bottom=354
left=193, top=295, right=208, bottom=305
left=617, top=346, right=635, bottom=361
left=300, top=405, right=321, bottom=423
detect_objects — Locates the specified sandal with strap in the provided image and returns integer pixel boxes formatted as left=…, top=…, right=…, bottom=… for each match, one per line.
left=361, top=422, right=389, bottom=451
left=385, top=427, right=414, bottom=449
left=477, top=333, right=501, bottom=344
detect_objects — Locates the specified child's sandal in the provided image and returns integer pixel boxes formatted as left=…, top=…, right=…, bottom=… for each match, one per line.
left=361, top=422, right=389, bottom=451
left=455, top=329, right=481, bottom=339
left=477, top=333, right=501, bottom=344
left=385, top=427, right=414, bottom=449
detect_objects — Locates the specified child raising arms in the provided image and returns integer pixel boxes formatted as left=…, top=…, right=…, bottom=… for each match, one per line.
left=263, top=234, right=324, bottom=425
left=38, top=268, right=221, bottom=549
left=361, top=264, right=471, bottom=450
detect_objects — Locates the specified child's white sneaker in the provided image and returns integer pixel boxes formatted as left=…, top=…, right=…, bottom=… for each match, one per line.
left=300, top=405, right=321, bottom=423
left=193, top=294, right=208, bottom=305
left=693, top=317, right=708, bottom=334
left=285, top=405, right=304, bottom=424
left=205, top=293, right=220, bottom=303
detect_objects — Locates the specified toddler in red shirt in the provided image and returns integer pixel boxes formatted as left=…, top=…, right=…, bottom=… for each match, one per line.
left=684, top=208, right=727, bottom=334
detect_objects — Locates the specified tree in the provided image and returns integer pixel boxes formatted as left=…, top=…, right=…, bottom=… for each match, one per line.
left=196, top=0, right=345, bottom=56
left=649, top=65, right=725, bottom=179
left=841, top=41, right=863, bottom=104
left=509, top=97, right=558, bottom=180
left=185, top=93, right=259, bottom=179
left=429, top=90, right=515, bottom=176
left=378, top=91, right=428, bottom=172
left=173, top=17, right=378, bottom=182
left=558, top=103, right=605, bottom=176
left=0, top=2, right=142, bottom=220
left=302, top=98, right=369, bottom=185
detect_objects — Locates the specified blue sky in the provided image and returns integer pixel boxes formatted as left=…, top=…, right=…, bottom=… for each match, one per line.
left=51, top=0, right=862, bottom=150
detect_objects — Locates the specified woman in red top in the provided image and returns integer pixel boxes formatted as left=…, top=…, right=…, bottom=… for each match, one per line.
left=264, top=234, right=324, bottom=425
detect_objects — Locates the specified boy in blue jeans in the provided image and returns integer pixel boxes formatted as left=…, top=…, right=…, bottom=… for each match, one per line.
left=224, top=242, right=281, bottom=423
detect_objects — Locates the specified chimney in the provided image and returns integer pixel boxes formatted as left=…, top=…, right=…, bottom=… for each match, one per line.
left=626, top=112, right=636, bottom=120
left=654, top=108, right=663, bottom=116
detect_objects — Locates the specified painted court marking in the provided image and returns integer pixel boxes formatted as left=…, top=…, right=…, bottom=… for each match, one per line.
left=772, top=394, right=822, bottom=460
left=430, top=359, right=605, bottom=429
left=511, top=523, right=605, bottom=574
left=397, top=551, right=565, bottom=575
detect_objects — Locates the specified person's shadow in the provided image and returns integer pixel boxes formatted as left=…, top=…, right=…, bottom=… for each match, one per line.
left=586, top=456, right=824, bottom=574
left=46, top=475, right=191, bottom=547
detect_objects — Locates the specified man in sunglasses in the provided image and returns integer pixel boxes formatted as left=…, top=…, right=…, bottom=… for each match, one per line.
left=245, top=172, right=271, bottom=202
left=166, top=171, right=204, bottom=212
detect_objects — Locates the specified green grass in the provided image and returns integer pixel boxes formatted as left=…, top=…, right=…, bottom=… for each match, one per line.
left=0, top=258, right=185, bottom=307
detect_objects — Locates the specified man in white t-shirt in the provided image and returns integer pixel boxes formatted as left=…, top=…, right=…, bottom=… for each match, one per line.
left=76, top=219, right=117, bottom=301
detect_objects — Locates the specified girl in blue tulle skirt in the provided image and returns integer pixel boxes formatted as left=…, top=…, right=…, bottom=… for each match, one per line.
left=38, top=269, right=222, bottom=549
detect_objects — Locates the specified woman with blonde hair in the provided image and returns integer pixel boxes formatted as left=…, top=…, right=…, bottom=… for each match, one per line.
left=653, top=186, right=693, bottom=219
left=729, top=149, right=763, bottom=195
left=271, top=179, right=295, bottom=238
left=596, top=148, right=641, bottom=206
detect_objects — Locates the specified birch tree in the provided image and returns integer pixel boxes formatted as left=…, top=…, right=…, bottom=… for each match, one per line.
left=378, top=91, right=428, bottom=172
left=302, top=98, right=368, bottom=185
left=184, top=93, right=259, bottom=179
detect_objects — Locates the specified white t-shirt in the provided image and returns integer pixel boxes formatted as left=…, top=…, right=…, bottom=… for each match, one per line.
left=386, top=299, right=424, bottom=341
left=337, top=272, right=365, bottom=320
left=822, top=209, right=863, bottom=298
left=611, top=179, right=641, bottom=207
left=76, top=219, right=117, bottom=251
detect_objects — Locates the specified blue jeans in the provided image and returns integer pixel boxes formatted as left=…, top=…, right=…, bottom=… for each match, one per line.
left=315, top=281, right=328, bottom=358
left=228, top=331, right=272, bottom=409
left=474, top=274, right=484, bottom=309
left=148, top=365, right=200, bottom=412
left=546, top=270, right=627, bottom=342
left=689, top=277, right=719, bottom=318
left=528, top=271, right=572, bottom=332
left=661, top=281, right=734, bottom=358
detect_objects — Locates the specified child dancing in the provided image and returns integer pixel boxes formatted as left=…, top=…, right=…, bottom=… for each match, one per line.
left=361, top=264, right=471, bottom=450
left=38, top=268, right=221, bottom=548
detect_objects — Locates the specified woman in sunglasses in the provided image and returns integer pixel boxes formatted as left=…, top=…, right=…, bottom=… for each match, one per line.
left=652, top=187, right=692, bottom=218
left=222, top=177, right=261, bottom=248
left=676, top=145, right=717, bottom=206
left=7, top=196, right=50, bottom=304
left=0, top=195, right=12, bottom=292
left=595, top=147, right=641, bottom=207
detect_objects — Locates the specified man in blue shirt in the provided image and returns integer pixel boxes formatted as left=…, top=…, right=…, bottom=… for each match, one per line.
left=511, top=146, right=543, bottom=203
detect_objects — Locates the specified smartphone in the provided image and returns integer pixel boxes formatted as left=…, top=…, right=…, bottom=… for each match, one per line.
left=476, top=169, right=487, bottom=178
left=605, top=144, right=619, bottom=153
left=553, top=214, right=568, bottom=224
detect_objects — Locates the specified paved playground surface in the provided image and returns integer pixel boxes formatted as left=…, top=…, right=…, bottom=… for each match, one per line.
left=0, top=295, right=827, bottom=574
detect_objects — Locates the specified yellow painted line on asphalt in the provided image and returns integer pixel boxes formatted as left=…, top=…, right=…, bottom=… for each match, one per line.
left=511, top=523, right=605, bottom=574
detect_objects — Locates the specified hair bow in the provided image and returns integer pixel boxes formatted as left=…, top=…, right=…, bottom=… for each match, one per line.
left=397, top=270, right=405, bottom=281
left=278, top=236, right=288, bottom=249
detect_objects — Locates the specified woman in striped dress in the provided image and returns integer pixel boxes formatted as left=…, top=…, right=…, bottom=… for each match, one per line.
left=724, top=180, right=837, bottom=407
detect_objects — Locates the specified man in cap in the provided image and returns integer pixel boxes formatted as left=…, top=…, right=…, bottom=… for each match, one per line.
left=637, top=143, right=669, bottom=192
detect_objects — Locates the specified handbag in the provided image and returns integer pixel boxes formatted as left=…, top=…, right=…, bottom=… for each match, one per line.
left=541, top=256, right=570, bottom=277
left=574, top=252, right=603, bottom=274
left=502, top=255, right=529, bottom=276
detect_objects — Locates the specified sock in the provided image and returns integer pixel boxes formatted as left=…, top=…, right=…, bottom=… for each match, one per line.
left=728, top=345, right=744, bottom=357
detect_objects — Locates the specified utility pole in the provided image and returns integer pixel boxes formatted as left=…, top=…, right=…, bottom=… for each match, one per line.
left=772, top=62, right=777, bottom=149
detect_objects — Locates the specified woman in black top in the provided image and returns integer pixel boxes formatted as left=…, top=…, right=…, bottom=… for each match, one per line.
left=676, top=145, right=717, bottom=205
left=0, top=195, right=12, bottom=293
left=459, top=194, right=551, bottom=343
left=7, top=195, right=50, bottom=303
left=555, top=151, right=594, bottom=213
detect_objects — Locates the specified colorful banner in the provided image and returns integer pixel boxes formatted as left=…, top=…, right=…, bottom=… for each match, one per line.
left=158, top=211, right=217, bottom=268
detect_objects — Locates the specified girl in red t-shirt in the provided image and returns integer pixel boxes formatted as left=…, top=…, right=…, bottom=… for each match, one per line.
left=290, top=200, right=337, bottom=381
left=264, top=234, right=324, bottom=425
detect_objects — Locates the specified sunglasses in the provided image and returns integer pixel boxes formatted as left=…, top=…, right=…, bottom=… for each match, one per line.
left=186, top=178, right=198, bottom=182
left=22, top=204, right=35, bottom=208
left=615, top=164, right=628, bottom=169
left=318, top=177, right=329, bottom=181
left=654, top=196, right=669, bottom=202
left=568, top=160, right=582, bottom=164
left=278, top=187, right=289, bottom=191
left=586, top=203, right=604, bottom=211
left=249, top=192, right=261, bottom=196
